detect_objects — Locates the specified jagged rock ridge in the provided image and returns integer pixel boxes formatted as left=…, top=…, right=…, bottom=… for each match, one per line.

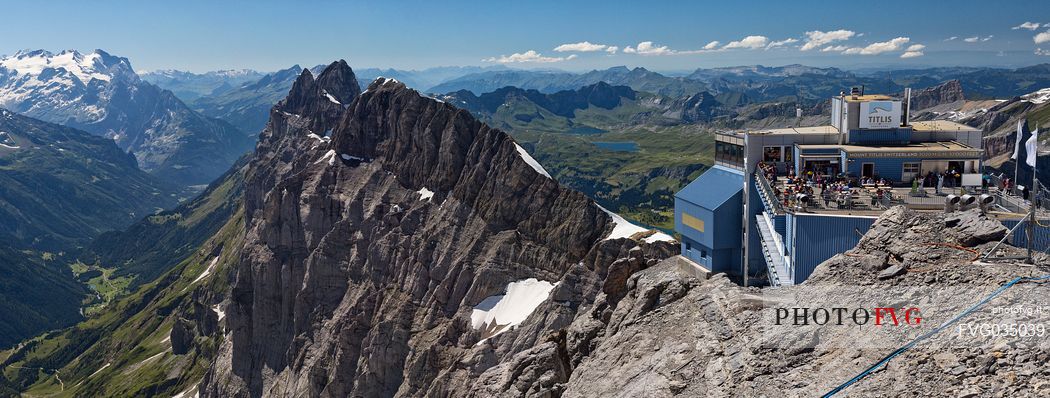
left=200, top=61, right=674, bottom=397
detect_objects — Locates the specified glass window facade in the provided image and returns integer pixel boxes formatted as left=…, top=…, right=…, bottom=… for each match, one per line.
left=715, top=140, right=744, bottom=169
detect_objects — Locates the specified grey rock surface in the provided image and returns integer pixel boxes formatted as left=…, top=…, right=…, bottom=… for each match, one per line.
left=199, top=61, right=675, bottom=398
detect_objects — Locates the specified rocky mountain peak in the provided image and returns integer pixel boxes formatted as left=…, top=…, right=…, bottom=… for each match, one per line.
left=315, top=59, right=361, bottom=104
left=277, top=67, right=317, bottom=111
left=278, top=62, right=362, bottom=116
left=202, top=60, right=675, bottom=397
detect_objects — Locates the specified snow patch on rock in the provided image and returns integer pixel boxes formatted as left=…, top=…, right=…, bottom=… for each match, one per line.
left=417, top=187, right=435, bottom=201
left=316, top=149, right=337, bottom=166
left=644, top=231, right=676, bottom=243
left=213, top=304, right=226, bottom=322
left=514, top=143, right=551, bottom=178
left=471, top=278, right=556, bottom=343
left=322, top=89, right=341, bottom=105
left=598, top=205, right=649, bottom=241
left=340, top=153, right=366, bottom=162
left=171, top=382, right=200, bottom=398
left=192, top=256, right=219, bottom=284
left=1022, top=88, right=1050, bottom=104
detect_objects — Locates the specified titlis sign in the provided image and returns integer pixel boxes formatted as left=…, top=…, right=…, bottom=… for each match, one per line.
left=859, top=100, right=902, bottom=129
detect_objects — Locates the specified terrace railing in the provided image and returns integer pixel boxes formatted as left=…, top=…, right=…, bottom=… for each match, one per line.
left=754, top=169, right=786, bottom=215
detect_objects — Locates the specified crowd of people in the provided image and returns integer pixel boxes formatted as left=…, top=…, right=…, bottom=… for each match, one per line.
left=759, top=162, right=894, bottom=210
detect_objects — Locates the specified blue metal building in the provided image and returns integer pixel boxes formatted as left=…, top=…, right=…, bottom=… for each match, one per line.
left=674, top=165, right=743, bottom=272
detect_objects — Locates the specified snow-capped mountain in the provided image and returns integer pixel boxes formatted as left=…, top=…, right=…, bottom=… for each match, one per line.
left=0, top=49, right=255, bottom=186
left=0, top=49, right=136, bottom=123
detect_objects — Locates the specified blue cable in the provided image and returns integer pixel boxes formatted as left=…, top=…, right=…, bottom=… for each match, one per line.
left=823, top=275, right=1050, bottom=397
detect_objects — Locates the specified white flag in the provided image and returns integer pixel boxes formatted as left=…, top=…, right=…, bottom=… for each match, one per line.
left=1025, top=128, right=1039, bottom=168
left=1012, top=120, right=1024, bottom=160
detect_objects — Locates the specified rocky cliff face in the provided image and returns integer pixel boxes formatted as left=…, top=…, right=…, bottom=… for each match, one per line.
left=200, top=61, right=674, bottom=397
left=909, top=79, right=965, bottom=111
left=662, top=91, right=729, bottom=123
left=467, top=207, right=1050, bottom=397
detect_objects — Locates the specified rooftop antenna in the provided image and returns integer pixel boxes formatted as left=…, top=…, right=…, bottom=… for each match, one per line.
left=839, top=91, right=848, bottom=145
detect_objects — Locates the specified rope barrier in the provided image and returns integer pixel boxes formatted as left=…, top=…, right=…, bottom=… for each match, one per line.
left=822, top=275, right=1050, bottom=397
left=922, top=243, right=980, bottom=262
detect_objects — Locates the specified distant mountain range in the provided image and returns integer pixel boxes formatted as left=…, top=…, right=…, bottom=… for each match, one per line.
left=163, top=62, right=1050, bottom=141
left=140, top=68, right=264, bottom=101
left=429, top=66, right=707, bottom=97
left=190, top=65, right=313, bottom=135
left=431, top=63, right=1050, bottom=102
left=0, top=108, right=178, bottom=347
left=0, top=49, right=255, bottom=187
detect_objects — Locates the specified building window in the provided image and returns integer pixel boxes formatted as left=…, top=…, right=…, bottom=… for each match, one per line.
left=784, top=146, right=794, bottom=165
left=763, top=146, right=783, bottom=162
left=701, top=249, right=708, bottom=258
left=686, top=242, right=692, bottom=252
left=715, top=140, right=744, bottom=168
left=903, top=162, right=920, bottom=173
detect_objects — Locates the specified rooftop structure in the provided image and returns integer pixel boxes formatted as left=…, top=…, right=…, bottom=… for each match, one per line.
left=675, top=88, right=1019, bottom=287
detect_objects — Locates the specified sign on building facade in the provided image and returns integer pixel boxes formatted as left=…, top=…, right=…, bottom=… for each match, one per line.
left=858, top=101, right=902, bottom=129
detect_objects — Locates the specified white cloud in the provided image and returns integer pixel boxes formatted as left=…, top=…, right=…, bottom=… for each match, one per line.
left=623, top=41, right=676, bottom=55
left=822, top=45, right=849, bottom=52
left=905, top=44, right=926, bottom=52
left=944, top=36, right=958, bottom=41
left=1036, top=48, right=1050, bottom=56
left=841, top=37, right=910, bottom=55
left=800, top=29, right=855, bottom=51
left=766, top=38, right=799, bottom=49
left=703, top=41, right=720, bottom=50
left=553, top=41, right=609, bottom=52
left=958, top=35, right=992, bottom=43
left=1036, top=30, right=1050, bottom=44
left=483, top=50, right=577, bottom=63
left=1014, top=22, right=1043, bottom=31
left=723, top=35, right=769, bottom=50
left=901, top=51, right=924, bottom=58
left=605, top=46, right=618, bottom=54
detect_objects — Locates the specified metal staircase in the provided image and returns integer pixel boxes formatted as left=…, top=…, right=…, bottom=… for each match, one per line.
left=756, top=212, right=793, bottom=287
left=754, top=172, right=785, bottom=215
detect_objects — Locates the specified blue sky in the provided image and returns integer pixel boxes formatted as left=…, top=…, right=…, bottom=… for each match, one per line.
left=2, top=0, right=1049, bottom=72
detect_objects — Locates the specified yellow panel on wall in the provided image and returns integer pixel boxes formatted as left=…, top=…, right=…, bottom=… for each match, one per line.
left=683, top=213, right=705, bottom=233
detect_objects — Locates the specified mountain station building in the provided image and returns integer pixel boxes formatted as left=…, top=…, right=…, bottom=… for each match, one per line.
left=675, top=90, right=988, bottom=286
